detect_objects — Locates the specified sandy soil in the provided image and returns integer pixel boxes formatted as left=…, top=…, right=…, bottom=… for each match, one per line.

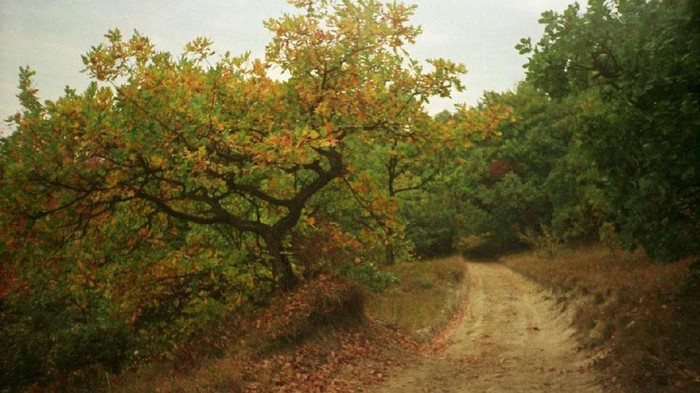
left=375, top=261, right=603, bottom=392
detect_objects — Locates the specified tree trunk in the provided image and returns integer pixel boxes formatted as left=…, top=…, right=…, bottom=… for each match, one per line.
left=266, top=234, right=298, bottom=290
left=384, top=228, right=395, bottom=265
left=385, top=242, right=395, bottom=266
left=385, top=154, right=398, bottom=266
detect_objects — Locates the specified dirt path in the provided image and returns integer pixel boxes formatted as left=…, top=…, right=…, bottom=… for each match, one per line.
left=375, top=261, right=602, bottom=392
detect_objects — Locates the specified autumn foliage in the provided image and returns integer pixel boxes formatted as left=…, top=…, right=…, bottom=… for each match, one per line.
left=3, top=0, right=695, bottom=390
left=0, top=0, right=486, bottom=390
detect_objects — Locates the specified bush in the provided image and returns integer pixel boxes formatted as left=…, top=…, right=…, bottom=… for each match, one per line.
left=0, top=288, right=129, bottom=391
left=339, top=261, right=398, bottom=293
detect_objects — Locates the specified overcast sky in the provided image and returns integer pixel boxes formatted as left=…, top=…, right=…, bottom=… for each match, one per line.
left=0, top=0, right=581, bottom=135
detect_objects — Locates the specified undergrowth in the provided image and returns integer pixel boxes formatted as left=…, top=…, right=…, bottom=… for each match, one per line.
left=108, top=258, right=467, bottom=392
left=111, top=274, right=390, bottom=392
left=363, top=256, right=466, bottom=342
left=502, top=244, right=700, bottom=393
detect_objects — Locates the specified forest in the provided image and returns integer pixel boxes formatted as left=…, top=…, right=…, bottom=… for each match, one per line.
left=1, top=0, right=698, bottom=391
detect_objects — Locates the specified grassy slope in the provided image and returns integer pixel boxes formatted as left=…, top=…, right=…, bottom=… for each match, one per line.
left=363, top=256, right=466, bottom=343
left=38, top=247, right=700, bottom=392
left=110, top=258, right=467, bottom=392
left=502, top=244, right=700, bottom=393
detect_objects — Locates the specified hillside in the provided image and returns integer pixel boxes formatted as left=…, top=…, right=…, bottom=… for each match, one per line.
left=104, top=245, right=698, bottom=392
left=504, top=245, right=700, bottom=392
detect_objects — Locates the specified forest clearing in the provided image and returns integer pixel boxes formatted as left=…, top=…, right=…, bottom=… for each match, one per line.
left=1, top=0, right=698, bottom=391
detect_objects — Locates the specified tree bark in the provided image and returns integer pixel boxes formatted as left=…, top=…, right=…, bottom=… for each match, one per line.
left=385, top=239, right=395, bottom=266
left=383, top=224, right=396, bottom=265
left=265, top=233, right=299, bottom=290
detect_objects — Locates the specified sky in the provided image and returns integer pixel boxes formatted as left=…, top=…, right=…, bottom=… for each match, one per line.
left=0, top=0, right=581, bottom=135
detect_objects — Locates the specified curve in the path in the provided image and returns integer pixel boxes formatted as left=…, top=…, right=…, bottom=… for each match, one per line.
left=376, top=260, right=602, bottom=393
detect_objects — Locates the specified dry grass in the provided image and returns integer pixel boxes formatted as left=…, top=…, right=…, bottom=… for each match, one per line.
left=502, top=244, right=700, bottom=392
left=363, top=256, right=467, bottom=342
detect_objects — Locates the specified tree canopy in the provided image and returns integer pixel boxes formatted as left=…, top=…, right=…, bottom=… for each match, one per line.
left=2, top=0, right=466, bottom=289
left=0, top=0, right=472, bottom=388
left=2, top=0, right=698, bottom=390
left=516, top=0, right=699, bottom=259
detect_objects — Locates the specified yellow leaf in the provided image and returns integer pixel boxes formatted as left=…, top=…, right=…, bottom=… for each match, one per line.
left=151, top=156, right=164, bottom=168
left=305, top=216, right=316, bottom=226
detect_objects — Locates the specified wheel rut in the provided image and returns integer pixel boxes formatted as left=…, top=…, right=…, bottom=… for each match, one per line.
left=375, top=260, right=602, bottom=392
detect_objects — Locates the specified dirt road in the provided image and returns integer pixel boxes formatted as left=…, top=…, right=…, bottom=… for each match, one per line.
left=376, top=261, right=602, bottom=392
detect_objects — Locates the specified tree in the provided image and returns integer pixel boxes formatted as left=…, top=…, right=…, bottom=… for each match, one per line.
left=396, top=100, right=514, bottom=257
left=518, top=0, right=700, bottom=260
left=1, top=0, right=465, bottom=291
left=0, top=1, right=469, bottom=387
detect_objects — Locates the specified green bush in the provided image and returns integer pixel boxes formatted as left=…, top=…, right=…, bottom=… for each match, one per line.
left=339, top=261, right=398, bottom=293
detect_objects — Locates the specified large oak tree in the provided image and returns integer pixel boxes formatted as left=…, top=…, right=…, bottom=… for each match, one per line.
left=1, top=0, right=465, bottom=289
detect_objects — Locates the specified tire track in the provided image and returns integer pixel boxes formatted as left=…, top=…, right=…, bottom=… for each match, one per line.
left=376, top=260, right=602, bottom=392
